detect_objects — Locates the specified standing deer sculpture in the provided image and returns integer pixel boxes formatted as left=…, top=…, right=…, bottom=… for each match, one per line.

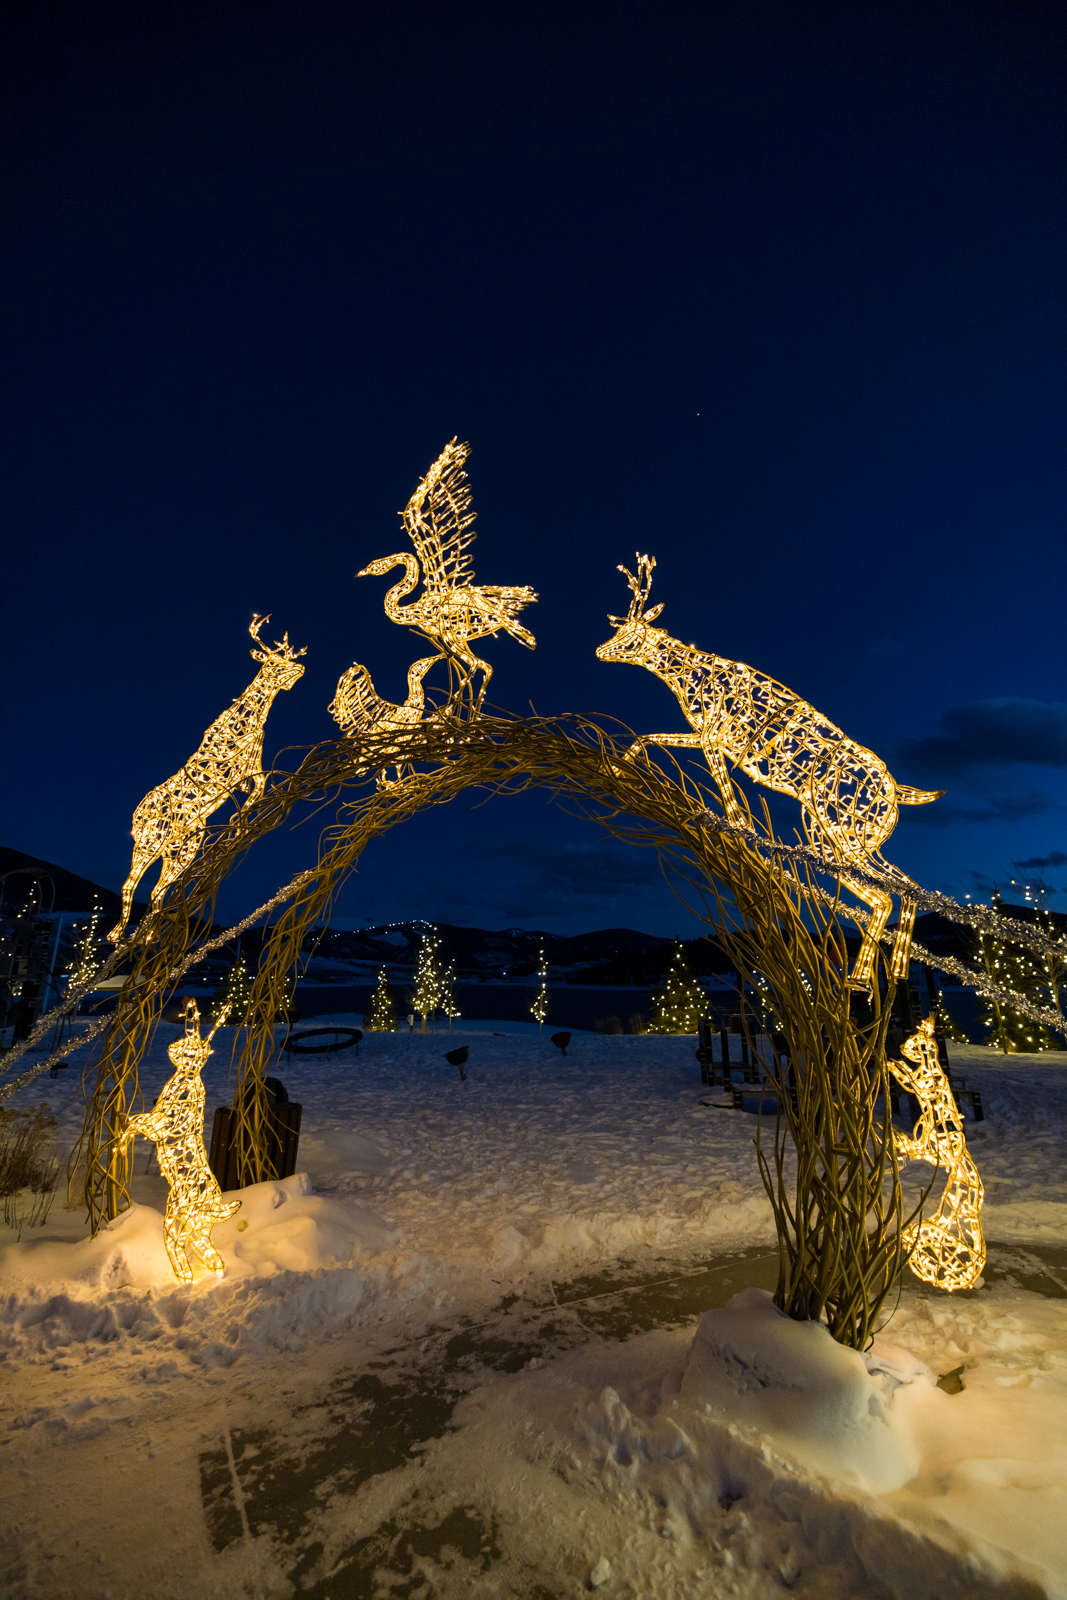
left=358, top=439, right=537, bottom=712
left=123, top=999, right=240, bottom=1283
left=328, top=652, right=442, bottom=783
left=109, top=616, right=307, bottom=941
left=890, top=1016, right=985, bottom=1290
left=596, top=556, right=943, bottom=988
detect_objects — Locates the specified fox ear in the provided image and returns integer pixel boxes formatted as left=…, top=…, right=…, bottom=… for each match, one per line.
left=645, top=603, right=664, bottom=622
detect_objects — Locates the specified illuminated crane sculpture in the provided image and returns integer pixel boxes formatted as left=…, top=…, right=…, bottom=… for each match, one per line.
left=110, top=617, right=306, bottom=941
left=596, top=556, right=943, bottom=988
left=124, top=999, right=240, bottom=1283
left=358, top=439, right=537, bottom=713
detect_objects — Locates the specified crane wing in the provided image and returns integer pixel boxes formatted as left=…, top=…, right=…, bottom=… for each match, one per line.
left=401, top=439, right=477, bottom=595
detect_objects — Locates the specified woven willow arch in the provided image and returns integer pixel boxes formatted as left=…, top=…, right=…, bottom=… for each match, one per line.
left=75, top=711, right=928, bottom=1349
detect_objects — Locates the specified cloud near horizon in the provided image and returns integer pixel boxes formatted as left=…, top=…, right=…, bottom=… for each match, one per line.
left=892, top=789, right=1053, bottom=827
left=398, top=836, right=671, bottom=922
left=898, top=698, right=1067, bottom=779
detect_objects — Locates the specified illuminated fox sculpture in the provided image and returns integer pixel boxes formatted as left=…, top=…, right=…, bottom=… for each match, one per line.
left=329, top=653, right=442, bottom=783
left=110, top=616, right=307, bottom=940
left=124, top=1000, right=239, bottom=1283
left=891, top=1017, right=985, bottom=1291
left=596, top=556, right=942, bottom=987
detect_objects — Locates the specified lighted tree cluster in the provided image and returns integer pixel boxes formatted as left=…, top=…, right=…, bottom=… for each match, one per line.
left=366, top=966, right=398, bottom=1031
left=211, top=950, right=252, bottom=1027
left=978, top=896, right=1065, bottom=1053
left=647, top=942, right=707, bottom=1034
left=412, top=925, right=459, bottom=1030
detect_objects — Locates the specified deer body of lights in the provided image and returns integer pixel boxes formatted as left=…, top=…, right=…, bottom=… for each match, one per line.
left=329, top=653, right=442, bottom=782
left=123, top=1000, right=239, bottom=1283
left=596, top=556, right=942, bottom=988
left=110, top=617, right=307, bottom=940
left=358, top=439, right=537, bottom=711
left=891, top=1017, right=985, bottom=1291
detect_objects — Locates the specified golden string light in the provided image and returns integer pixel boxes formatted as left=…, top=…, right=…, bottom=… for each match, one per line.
left=110, top=616, right=307, bottom=940
left=123, top=999, right=240, bottom=1283
left=891, top=1016, right=985, bottom=1292
left=358, top=439, right=538, bottom=712
left=596, top=555, right=943, bottom=988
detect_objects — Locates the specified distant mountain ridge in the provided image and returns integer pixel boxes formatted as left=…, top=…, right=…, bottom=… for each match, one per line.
left=307, top=921, right=730, bottom=981
left=0, top=847, right=724, bottom=981
left=0, top=846, right=148, bottom=919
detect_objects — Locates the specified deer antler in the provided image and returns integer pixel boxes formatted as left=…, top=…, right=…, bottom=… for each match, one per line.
left=249, top=616, right=308, bottom=662
left=614, top=554, right=657, bottom=621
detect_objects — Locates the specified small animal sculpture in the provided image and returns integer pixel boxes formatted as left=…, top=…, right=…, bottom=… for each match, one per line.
left=358, top=440, right=537, bottom=710
left=328, top=653, right=442, bottom=782
left=596, top=556, right=943, bottom=987
left=124, top=999, right=240, bottom=1283
left=891, top=1016, right=985, bottom=1291
left=110, top=616, right=307, bottom=940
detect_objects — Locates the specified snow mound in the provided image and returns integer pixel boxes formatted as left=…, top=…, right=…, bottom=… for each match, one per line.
left=680, top=1288, right=924, bottom=1491
left=0, top=1174, right=398, bottom=1292
left=298, top=1128, right=392, bottom=1184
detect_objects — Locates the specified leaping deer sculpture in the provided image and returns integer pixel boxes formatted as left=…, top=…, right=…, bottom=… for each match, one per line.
left=110, top=616, right=307, bottom=941
left=596, top=556, right=943, bottom=988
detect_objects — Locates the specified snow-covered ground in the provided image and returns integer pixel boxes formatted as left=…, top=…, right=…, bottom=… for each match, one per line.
left=2, top=1024, right=1067, bottom=1598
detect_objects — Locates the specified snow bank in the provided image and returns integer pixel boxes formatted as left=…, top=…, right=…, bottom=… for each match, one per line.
left=0, top=1173, right=396, bottom=1292
left=415, top=1291, right=1067, bottom=1599
left=0, top=1174, right=424, bottom=1373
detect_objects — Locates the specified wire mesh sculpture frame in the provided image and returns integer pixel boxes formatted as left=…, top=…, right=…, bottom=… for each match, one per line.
left=72, top=709, right=958, bottom=1345
left=67, top=440, right=991, bottom=1335
left=110, top=615, right=307, bottom=941
left=123, top=999, right=240, bottom=1282
left=596, top=555, right=943, bottom=990
left=890, top=1016, right=985, bottom=1290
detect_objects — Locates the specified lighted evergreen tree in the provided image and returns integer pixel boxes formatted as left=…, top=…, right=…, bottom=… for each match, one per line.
left=366, top=966, right=398, bottom=1031
left=934, top=992, right=970, bottom=1043
left=275, top=969, right=299, bottom=1024
left=977, top=895, right=1055, bottom=1053
left=440, top=960, right=461, bottom=1031
left=530, top=945, right=549, bottom=1031
left=647, top=942, right=707, bottom=1034
left=413, top=925, right=446, bottom=1031
left=211, top=949, right=252, bottom=1027
left=71, top=898, right=103, bottom=987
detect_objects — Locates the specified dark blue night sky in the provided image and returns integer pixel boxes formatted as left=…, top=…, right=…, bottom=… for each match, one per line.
left=2, top=1, right=1065, bottom=934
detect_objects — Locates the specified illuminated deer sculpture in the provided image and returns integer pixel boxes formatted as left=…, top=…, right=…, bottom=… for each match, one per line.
left=110, top=616, right=307, bottom=941
left=596, top=556, right=943, bottom=987
left=891, top=1016, right=985, bottom=1291
left=124, top=999, right=240, bottom=1283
